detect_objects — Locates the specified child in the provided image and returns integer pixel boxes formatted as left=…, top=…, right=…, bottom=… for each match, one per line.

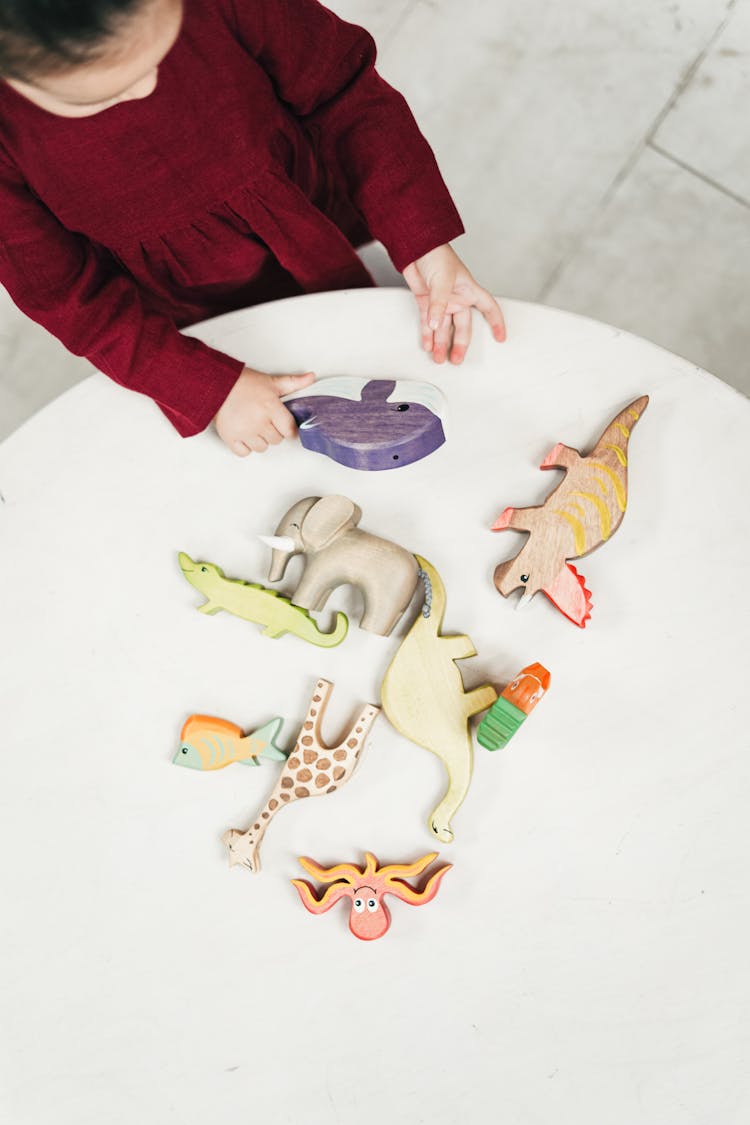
left=0, top=0, right=505, bottom=455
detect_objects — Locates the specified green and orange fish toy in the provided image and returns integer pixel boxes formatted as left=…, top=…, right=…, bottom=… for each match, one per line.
left=174, top=715, right=287, bottom=771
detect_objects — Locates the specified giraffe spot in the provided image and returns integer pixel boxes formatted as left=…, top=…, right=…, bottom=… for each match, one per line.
left=316, top=758, right=331, bottom=771
left=254, top=823, right=260, bottom=830
left=333, top=767, right=345, bottom=781
left=315, top=774, right=330, bottom=789
left=326, top=785, right=337, bottom=794
left=269, top=799, right=278, bottom=810
left=297, top=768, right=313, bottom=782
left=347, top=738, right=358, bottom=748
left=295, top=786, right=310, bottom=798
left=333, top=749, right=347, bottom=761
left=303, top=721, right=313, bottom=730
left=287, top=756, right=300, bottom=770
left=262, top=812, right=269, bottom=819
left=313, top=695, right=321, bottom=702
left=301, top=735, right=314, bottom=746
left=310, top=709, right=317, bottom=716
left=303, top=749, right=317, bottom=764
left=356, top=727, right=363, bottom=733
left=280, top=792, right=291, bottom=802
left=281, top=777, right=294, bottom=789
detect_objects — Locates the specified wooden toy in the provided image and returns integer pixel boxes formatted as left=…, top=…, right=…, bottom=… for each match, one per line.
left=381, top=556, right=498, bottom=844
left=174, top=715, right=287, bottom=770
left=477, top=662, right=551, bottom=751
left=283, top=376, right=447, bottom=470
left=492, top=396, right=649, bottom=626
left=291, top=852, right=452, bottom=941
left=222, top=680, right=380, bottom=874
left=178, top=552, right=348, bottom=646
left=261, top=495, right=419, bottom=637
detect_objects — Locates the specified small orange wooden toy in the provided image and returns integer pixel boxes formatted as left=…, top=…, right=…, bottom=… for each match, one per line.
left=291, top=852, right=452, bottom=941
left=477, top=662, right=551, bottom=751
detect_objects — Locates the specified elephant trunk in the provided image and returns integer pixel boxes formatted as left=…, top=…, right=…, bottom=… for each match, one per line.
left=259, top=535, right=297, bottom=583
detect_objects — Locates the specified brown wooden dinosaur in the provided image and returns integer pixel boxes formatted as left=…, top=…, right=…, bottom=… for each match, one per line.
left=492, top=395, right=649, bottom=626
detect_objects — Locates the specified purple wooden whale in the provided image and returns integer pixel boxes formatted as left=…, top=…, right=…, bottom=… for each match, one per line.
left=283, top=377, right=447, bottom=471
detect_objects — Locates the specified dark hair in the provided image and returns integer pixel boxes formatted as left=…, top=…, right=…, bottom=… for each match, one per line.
left=0, top=0, right=146, bottom=80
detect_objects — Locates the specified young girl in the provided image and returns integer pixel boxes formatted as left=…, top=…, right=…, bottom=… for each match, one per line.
left=0, top=0, right=505, bottom=455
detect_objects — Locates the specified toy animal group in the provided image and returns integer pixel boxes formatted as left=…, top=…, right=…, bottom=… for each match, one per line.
left=175, top=394, right=648, bottom=938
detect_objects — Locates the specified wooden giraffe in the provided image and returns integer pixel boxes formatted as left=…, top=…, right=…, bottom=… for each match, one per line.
left=492, top=395, right=649, bottom=626
left=222, top=680, right=379, bottom=874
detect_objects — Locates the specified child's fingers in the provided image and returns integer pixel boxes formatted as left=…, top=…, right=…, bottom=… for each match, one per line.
left=260, top=422, right=284, bottom=446
left=432, top=310, right=454, bottom=364
left=274, top=371, right=316, bottom=397
left=414, top=293, right=434, bottom=353
left=274, top=402, right=300, bottom=439
left=246, top=434, right=269, bottom=454
left=426, top=273, right=454, bottom=334
left=473, top=288, right=506, bottom=342
left=450, top=307, right=472, bottom=364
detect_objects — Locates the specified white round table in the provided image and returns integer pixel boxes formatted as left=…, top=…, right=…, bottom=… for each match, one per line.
left=1, top=290, right=748, bottom=1125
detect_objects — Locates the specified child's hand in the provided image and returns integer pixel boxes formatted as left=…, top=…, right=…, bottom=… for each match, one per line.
left=403, top=244, right=506, bottom=364
left=214, top=367, right=315, bottom=456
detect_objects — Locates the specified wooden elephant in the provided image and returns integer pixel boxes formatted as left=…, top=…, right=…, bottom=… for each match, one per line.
left=261, top=495, right=419, bottom=636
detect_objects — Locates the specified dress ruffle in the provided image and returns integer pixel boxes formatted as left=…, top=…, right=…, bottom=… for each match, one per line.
left=119, top=168, right=374, bottom=322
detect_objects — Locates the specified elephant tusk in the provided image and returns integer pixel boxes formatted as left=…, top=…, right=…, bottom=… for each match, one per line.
left=259, top=535, right=296, bottom=552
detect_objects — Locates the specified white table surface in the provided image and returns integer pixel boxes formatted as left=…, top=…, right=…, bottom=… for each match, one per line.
left=1, top=290, right=748, bottom=1125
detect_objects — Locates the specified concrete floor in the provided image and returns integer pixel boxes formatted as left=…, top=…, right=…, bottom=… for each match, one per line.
left=1, top=0, right=747, bottom=440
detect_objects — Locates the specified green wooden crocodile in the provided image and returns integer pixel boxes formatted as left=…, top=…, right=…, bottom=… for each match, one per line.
left=178, top=553, right=348, bottom=647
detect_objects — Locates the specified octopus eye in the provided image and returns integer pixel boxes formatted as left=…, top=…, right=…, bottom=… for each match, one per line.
left=201, top=566, right=208, bottom=573
left=353, top=898, right=365, bottom=913
left=520, top=574, right=529, bottom=583
left=367, top=899, right=378, bottom=912
left=180, top=745, right=189, bottom=754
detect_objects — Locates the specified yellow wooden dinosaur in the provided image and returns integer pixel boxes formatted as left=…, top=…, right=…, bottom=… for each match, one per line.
left=381, top=556, right=497, bottom=843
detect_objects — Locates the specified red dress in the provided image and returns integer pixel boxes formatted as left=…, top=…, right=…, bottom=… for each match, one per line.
left=0, top=0, right=463, bottom=435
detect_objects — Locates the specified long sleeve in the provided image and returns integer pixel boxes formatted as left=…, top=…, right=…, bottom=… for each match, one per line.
left=227, top=0, right=465, bottom=271
left=0, top=154, right=243, bottom=436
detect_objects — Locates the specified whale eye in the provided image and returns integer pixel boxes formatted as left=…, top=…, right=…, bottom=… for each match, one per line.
left=395, top=403, right=410, bottom=411
left=367, top=898, right=378, bottom=912
left=180, top=745, right=189, bottom=754
left=353, top=898, right=365, bottom=913
left=520, top=574, right=529, bottom=583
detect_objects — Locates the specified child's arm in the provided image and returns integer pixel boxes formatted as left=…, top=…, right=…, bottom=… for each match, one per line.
left=0, top=151, right=292, bottom=447
left=227, top=0, right=494, bottom=344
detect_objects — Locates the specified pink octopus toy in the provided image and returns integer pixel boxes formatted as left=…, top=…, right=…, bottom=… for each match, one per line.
left=291, top=852, right=452, bottom=941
